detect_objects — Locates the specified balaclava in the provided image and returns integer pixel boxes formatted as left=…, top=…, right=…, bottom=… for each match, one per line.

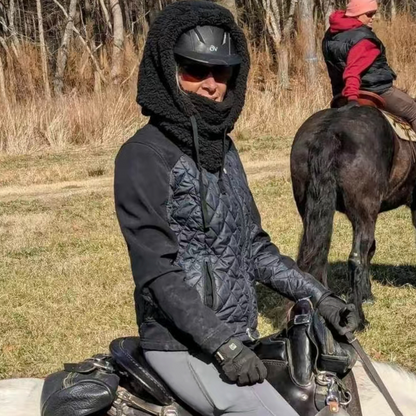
left=137, top=0, right=250, bottom=173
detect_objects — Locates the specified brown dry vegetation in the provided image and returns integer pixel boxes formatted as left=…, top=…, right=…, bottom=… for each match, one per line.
left=1, top=16, right=416, bottom=378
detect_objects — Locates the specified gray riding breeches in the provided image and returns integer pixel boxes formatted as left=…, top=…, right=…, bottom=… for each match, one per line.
left=144, top=350, right=300, bottom=416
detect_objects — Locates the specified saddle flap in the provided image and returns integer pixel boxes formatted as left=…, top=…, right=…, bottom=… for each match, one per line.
left=381, top=110, right=416, bottom=142
left=109, top=337, right=174, bottom=406
left=41, top=358, right=119, bottom=416
left=287, top=298, right=315, bottom=387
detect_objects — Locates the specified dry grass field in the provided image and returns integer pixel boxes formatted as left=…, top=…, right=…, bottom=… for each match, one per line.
left=1, top=134, right=415, bottom=379
left=1, top=16, right=416, bottom=379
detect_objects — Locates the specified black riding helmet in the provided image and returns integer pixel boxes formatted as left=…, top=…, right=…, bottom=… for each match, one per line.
left=174, top=25, right=242, bottom=66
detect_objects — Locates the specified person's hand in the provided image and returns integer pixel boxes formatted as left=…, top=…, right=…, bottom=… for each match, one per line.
left=317, top=295, right=359, bottom=336
left=338, top=100, right=360, bottom=111
left=215, top=338, right=267, bottom=386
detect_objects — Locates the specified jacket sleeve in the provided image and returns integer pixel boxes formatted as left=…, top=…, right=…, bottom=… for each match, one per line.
left=250, top=196, right=328, bottom=305
left=114, top=142, right=233, bottom=354
left=342, top=39, right=381, bottom=100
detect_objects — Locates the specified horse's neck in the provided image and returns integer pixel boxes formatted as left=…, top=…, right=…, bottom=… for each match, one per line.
left=2, top=364, right=416, bottom=416
left=0, top=378, right=43, bottom=416
left=354, top=361, right=416, bottom=416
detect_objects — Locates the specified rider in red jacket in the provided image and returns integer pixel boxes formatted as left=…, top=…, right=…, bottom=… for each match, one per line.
left=323, top=0, right=416, bottom=130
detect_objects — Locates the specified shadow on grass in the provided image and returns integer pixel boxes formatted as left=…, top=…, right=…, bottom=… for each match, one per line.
left=328, top=261, right=416, bottom=297
left=256, top=261, right=416, bottom=328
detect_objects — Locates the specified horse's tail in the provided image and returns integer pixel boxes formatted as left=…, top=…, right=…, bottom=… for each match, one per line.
left=297, top=125, right=341, bottom=283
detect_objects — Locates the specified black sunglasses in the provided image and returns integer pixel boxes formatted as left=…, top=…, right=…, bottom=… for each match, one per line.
left=179, top=63, right=234, bottom=83
left=365, top=11, right=377, bottom=18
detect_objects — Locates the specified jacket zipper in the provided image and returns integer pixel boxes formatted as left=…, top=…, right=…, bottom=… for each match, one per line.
left=204, top=259, right=217, bottom=310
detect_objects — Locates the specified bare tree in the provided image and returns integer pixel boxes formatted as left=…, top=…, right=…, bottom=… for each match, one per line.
left=54, top=0, right=78, bottom=95
left=391, top=0, right=397, bottom=19
left=322, top=0, right=335, bottom=29
left=145, top=0, right=159, bottom=26
left=259, top=0, right=297, bottom=89
left=110, top=0, right=124, bottom=84
left=52, top=0, right=106, bottom=84
left=0, top=0, right=405, bottom=101
left=263, top=0, right=282, bottom=47
left=99, top=0, right=113, bottom=32
left=36, top=0, right=51, bottom=98
left=217, top=0, right=238, bottom=20
left=7, top=0, right=20, bottom=53
left=298, top=0, right=318, bottom=84
left=279, top=0, right=297, bottom=89
left=0, top=53, right=8, bottom=109
left=84, top=0, right=102, bottom=92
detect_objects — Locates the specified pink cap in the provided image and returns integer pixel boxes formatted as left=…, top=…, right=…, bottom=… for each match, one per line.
left=345, top=0, right=378, bottom=17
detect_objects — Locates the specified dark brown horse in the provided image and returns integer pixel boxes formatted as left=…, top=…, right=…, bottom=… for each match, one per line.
left=290, top=106, right=416, bottom=328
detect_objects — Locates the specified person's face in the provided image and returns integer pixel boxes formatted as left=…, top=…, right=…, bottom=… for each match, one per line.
left=357, top=10, right=377, bottom=28
left=178, top=63, right=234, bottom=102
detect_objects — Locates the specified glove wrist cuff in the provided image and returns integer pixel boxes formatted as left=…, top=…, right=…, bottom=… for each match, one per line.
left=315, top=291, right=334, bottom=309
left=215, top=338, right=243, bottom=363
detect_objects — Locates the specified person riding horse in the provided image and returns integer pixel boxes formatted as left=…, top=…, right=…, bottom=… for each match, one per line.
left=113, top=1, right=359, bottom=415
left=322, top=0, right=416, bottom=131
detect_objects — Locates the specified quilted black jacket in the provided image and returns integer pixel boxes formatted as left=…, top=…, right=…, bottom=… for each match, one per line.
left=115, top=1, right=328, bottom=354
left=114, top=123, right=328, bottom=354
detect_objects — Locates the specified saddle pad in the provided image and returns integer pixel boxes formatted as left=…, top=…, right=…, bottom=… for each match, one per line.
left=381, top=110, right=416, bottom=142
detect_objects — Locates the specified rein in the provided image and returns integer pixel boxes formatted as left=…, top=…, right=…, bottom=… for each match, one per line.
left=345, top=332, right=403, bottom=416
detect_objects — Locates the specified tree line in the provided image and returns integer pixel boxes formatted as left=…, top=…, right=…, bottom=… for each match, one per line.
left=0, top=0, right=415, bottom=102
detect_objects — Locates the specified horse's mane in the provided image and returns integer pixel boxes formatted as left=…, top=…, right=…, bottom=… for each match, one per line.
left=354, top=360, right=416, bottom=415
left=373, top=361, right=416, bottom=383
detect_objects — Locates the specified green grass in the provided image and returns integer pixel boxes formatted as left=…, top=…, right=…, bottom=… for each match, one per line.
left=0, top=140, right=415, bottom=379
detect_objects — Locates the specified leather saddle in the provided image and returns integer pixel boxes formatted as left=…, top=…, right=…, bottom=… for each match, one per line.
left=331, top=90, right=416, bottom=166
left=331, top=90, right=416, bottom=141
left=331, top=91, right=386, bottom=109
left=108, top=299, right=361, bottom=416
left=40, top=299, right=361, bottom=416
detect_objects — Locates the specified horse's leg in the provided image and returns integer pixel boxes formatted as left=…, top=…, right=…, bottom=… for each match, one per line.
left=368, top=239, right=376, bottom=263
left=293, top=178, right=331, bottom=286
left=348, top=215, right=377, bottom=329
left=411, top=187, right=416, bottom=233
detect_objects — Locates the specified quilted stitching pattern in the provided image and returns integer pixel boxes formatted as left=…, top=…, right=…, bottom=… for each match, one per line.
left=166, top=151, right=258, bottom=337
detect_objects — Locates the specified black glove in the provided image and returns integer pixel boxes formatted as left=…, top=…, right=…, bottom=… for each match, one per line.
left=317, top=294, right=359, bottom=336
left=338, top=100, right=360, bottom=111
left=215, top=338, right=267, bottom=386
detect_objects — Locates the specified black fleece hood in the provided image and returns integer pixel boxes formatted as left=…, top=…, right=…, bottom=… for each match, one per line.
left=137, top=0, right=250, bottom=172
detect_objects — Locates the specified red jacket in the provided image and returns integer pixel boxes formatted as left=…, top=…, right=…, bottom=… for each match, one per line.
left=329, top=11, right=381, bottom=100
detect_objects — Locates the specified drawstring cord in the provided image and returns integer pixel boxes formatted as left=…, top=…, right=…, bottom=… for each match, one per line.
left=190, top=116, right=209, bottom=231
left=218, top=129, right=228, bottom=194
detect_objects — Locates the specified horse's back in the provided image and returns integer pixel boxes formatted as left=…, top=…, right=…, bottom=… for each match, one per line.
left=354, top=361, right=416, bottom=416
left=293, top=107, right=393, bottom=152
left=0, top=378, right=43, bottom=416
left=291, top=107, right=395, bottom=189
left=0, top=365, right=415, bottom=416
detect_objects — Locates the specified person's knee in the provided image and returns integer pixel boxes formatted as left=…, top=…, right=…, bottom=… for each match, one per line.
left=222, top=385, right=299, bottom=416
left=386, top=90, right=416, bottom=122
